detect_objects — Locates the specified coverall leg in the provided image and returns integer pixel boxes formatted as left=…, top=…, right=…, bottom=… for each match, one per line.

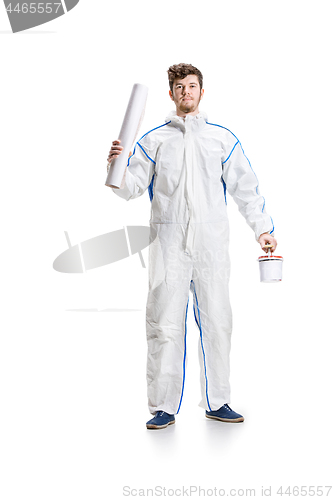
left=146, top=221, right=232, bottom=415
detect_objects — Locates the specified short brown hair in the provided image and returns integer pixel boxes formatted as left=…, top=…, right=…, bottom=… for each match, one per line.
left=167, top=63, right=203, bottom=93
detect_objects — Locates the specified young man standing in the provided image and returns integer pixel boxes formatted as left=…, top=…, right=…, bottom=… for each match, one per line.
left=108, top=63, right=277, bottom=429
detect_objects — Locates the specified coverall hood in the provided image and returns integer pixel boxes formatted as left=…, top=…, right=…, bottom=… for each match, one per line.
left=165, top=110, right=209, bottom=132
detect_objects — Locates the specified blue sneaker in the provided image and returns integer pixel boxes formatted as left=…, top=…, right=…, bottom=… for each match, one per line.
left=146, top=411, right=175, bottom=430
left=206, top=404, right=244, bottom=423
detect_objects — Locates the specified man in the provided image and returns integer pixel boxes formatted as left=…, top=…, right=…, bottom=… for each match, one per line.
left=108, top=63, right=277, bottom=430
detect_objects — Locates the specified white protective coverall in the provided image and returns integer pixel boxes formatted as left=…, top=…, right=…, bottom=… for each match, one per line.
left=112, top=111, right=274, bottom=415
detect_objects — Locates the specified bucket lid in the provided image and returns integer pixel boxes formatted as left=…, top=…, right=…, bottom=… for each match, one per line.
left=258, top=255, right=283, bottom=261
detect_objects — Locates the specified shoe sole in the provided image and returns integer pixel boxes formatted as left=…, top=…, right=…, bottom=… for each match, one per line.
left=146, top=420, right=175, bottom=430
left=205, top=414, right=244, bottom=423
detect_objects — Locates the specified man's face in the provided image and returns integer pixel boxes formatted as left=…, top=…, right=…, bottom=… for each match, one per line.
left=169, top=74, right=204, bottom=116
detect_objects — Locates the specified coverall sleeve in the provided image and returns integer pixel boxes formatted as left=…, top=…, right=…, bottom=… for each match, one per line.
left=222, top=140, right=274, bottom=241
left=111, top=138, right=155, bottom=201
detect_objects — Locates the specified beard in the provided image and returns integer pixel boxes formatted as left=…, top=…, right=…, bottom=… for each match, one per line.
left=179, top=97, right=200, bottom=114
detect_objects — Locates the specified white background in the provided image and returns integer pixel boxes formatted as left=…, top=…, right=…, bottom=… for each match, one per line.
left=1, top=1, right=332, bottom=498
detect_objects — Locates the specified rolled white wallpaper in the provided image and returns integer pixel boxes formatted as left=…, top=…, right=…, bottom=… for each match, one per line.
left=105, top=83, right=148, bottom=188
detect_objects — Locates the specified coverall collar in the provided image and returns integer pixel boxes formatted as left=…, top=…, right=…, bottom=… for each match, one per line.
left=166, top=110, right=208, bottom=133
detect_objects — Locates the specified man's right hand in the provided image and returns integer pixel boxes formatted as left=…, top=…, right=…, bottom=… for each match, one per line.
left=107, top=140, right=123, bottom=162
left=107, top=139, right=129, bottom=189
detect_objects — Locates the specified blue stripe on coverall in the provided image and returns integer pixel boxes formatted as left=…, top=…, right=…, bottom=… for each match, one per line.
left=191, top=280, right=212, bottom=411
left=207, top=121, right=274, bottom=233
left=128, top=121, right=172, bottom=202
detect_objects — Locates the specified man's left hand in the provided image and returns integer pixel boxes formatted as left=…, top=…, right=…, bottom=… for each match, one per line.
left=258, top=233, right=278, bottom=253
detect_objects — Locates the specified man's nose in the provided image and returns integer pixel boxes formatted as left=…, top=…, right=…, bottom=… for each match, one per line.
left=182, top=86, right=190, bottom=94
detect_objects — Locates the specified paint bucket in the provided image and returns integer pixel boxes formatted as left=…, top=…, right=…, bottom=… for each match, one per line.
left=258, top=245, right=283, bottom=283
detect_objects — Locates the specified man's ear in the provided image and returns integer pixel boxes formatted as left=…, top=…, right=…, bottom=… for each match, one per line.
left=169, top=90, right=174, bottom=101
left=200, top=88, right=204, bottom=100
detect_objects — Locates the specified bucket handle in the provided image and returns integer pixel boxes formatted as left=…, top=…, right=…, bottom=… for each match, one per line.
left=262, top=243, right=274, bottom=256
